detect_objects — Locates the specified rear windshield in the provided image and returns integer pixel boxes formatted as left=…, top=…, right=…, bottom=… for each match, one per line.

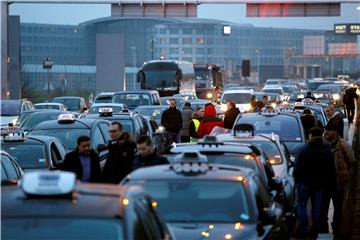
left=95, top=96, right=113, bottom=103
left=3, top=218, right=124, bottom=239
left=35, top=105, right=60, bottom=110
left=1, top=101, right=21, bottom=116
left=20, top=112, right=62, bottom=131
left=53, top=99, right=80, bottom=111
left=262, top=89, right=283, bottom=95
left=222, top=93, right=251, bottom=104
left=113, top=94, right=151, bottom=106
left=236, top=115, right=302, bottom=142
left=1, top=144, right=47, bottom=169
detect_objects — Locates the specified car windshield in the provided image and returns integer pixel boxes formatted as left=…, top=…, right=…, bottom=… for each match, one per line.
left=95, top=96, right=113, bottom=103
left=222, top=93, right=251, bottom=104
left=263, top=89, right=283, bottom=95
left=195, top=68, right=211, bottom=80
left=254, top=93, right=279, bottom=102
left=246, top=141, right=283, bottom=165
left=236, top=115, right=302, bottom=142
left=108, top=119, right=133, bottom=134
left=113, top=94, right=151, bottom=106
left=1, top=143, right=47, bottom=169
left=16, top=111, right=36, bottom=125
left=128, top=180, right=251, bottom=223
left=53, top=98, right=80, bottom=111
left=307, top=81, right=331, bottom=91
left=35, top=105, right=60, bottom=110
left=1, top=100, right=21, bottom=116
left=134, top=107, right=166, bottom=118
left=20, top=112, right=62, bottom=131
left=88, top=105, right=123, bottom=114
left=3, top=218, right=124, bottom=239
left=317, top=85, right=341, bottom=93
left=28, top=129, right=90, bottom=150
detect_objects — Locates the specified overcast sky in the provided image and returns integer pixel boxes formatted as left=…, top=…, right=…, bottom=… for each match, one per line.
left=9, top=3, right=360, bottom=30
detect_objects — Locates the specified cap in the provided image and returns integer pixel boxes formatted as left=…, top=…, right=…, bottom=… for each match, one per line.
left=308, top=127, right=324, bottom=137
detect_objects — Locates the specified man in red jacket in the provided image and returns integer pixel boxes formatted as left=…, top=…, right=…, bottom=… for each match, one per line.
left=197, top=104, right=224, bottom=138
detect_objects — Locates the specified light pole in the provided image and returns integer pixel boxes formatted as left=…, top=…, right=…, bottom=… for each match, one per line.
left=131, top=46, right=136, bottom=90
left=255, top=49, right=260, bottom=85
left=43, top=57, right=53, bottom=96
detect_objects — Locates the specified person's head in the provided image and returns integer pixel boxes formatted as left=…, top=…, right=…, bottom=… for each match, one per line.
left=262, top=95, right=269, bottom=104
left=250, top=95, right=256, bottom=101
left=109, top=122, right=123, bottom=140
left=184, top=102, right=191, bottom=109
left=308, top=127, right=324, bottom=141
left=303, top=108, right=312, bottom=115
left=196, top=107, right=205, bottom=119
left=169, top=99, right=177, bottom=109
left=137, top=135, right=154, bottom=158
left=227, top=100, right=236, bottom=110
left=325, top=105, right=335, bottom=118
left=306, top=91, right=312, bottom=97
left=77, top=136, right=91, bottom=155
left=324, top=124, right=338, bottom=142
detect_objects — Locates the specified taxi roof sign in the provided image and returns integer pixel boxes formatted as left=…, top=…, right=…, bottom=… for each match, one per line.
left=99, top=107, right=113, bottom=116
left=22, top=171, right=76, bottom=196
left=1, top=126, right=26, bottom=141
left=58, top=113, right=76, bottom=123
left=171, top=152, right=210, bottom=175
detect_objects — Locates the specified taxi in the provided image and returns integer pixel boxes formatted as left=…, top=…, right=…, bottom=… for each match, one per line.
left=215, top=124, right=295, bottom=217
left=234, top=106, right=306, bottom=156
left=122, top=152, right=288, bottom=239
left=1, top=126, right=67, bottom=171
left=2, top=171, right=172, bottom=240
left=87, top=103, right=126, bottom=115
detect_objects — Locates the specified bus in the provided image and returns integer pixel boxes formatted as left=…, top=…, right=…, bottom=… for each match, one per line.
left=137, top=60, right=195, bottom=97
left=194, top=64, right=223, bottom=99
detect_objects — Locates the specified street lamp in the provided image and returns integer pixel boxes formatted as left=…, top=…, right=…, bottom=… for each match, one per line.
left=255, top=49, right=260, bottom=85
left=43, top=57, right=53, bottom=96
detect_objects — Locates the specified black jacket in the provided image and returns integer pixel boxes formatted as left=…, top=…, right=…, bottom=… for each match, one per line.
left=132, top=152, right=168, bottom=171
left=293, top=139, right=336, bottom=190
left=102, top=132, right=137, bottom=184
left=61, top=150, right=101, bottom=183
left=300, top=114, right=323, bottom=138
left=223, top=107, right=240, bottom=129
left=326, top=113, right=344, bottom=138
left=161, top=107, right=183, bottom=133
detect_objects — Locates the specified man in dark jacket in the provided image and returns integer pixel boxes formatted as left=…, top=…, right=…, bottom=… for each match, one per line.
left=133, top=135, right=168, bottom=170
left=343, top=87, right=358, bottom=123
left=197, top=104, right=224, bottom=138
left=102, top=122, right=137, bottom=184
left=293, top=127, right=337, bottom=238
left=61, top=136, right=101, bottom=183
left=161, top=99, right=182, bottom=144
left=180, top=102, right=193, bottom=142
left=325, top=105, right=344, bottom=138
left=300, top=108, right=323, bottom=140
left=223, top=100, right=240, bottom=129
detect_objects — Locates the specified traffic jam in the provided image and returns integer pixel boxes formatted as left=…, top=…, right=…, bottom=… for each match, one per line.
left=1, top=70, right=359, bottom=239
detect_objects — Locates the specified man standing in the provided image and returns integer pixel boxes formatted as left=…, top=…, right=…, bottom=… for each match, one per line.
left=223, top=100, right=240, bottom=129
left=293, top=127, right=336, bottom=238
left=61, top=136, right=101, bottom=183
left=179, top=102, right=193, bottom=143
left=197, top=104, right=224, bottom=138
left=300, top=108, right=323, bottom=140
left=102, top=122, right=137, bottom=184
left=325, top=105, right=344, bottom=138
left=133, top=135, right=168, bottom=171
left=257, top=95, right=269, bottom=110
left=343, top=87, right=358, bottom=124
left=161, top=99, right=182, bottom=144
left=322, top=124, right=355, bottom=238
left=189, top=107, right=204, bottom=143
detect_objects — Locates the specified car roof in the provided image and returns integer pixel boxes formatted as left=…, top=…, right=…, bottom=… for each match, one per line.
left=222, top=89, right=253, bottom=94
left=86, top=113, right=135, bottom=120
left=30, top=118, right=106, bottom=130
left=171, top=142, right=258, bottom=155
left=89, top=103, right=125, bottom=107
left=128, top=164, right=256, bottom=182
left=134, top=105, right=168, bottom=109
left=1, top=135, right=58, bottom=145
left=96, top=92, right=115, bottom=97
left=34, top=103, right=63, bottom=106
left=2, top=184, right=140, bottom=218
left=114, top=90, right=158, bottom=94
left=216, top=133, right=279, bottom=143
left=53, top=96, right=83, bottom=100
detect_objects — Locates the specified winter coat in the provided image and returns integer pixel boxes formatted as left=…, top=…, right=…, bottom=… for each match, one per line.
left=61, top=150, right=101, bottom=183
left=132, top=152, right=168, bottom=171
left=328, top=137, right=355, bottom=187
left=102, top=132, right=137, bottom=184
left=161, top=107, right=183, bottom=133
left=353, top=96, right=360, bottom=164
left=197, top=105, right=224, bottom=138
left=326, top=112, right=344, bottom=138
left=300, top=114, right=323, bottom=138
left=223, top=107, right=240, bottom=129
left=179, top=107, right=193, bottom=137
left=294, top=139, right=337, bottom=190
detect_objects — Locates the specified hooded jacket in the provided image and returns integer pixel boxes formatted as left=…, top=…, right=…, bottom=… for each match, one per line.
left=197, top=105, right=224, bottom=138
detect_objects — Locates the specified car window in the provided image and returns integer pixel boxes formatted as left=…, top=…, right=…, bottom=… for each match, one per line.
left=50, top=142, right=63, bottom=166
left=54, top=141, right=67, bottom=159
left=1, top=164, right=8, bottom=181
left=99, top=123, right=110, bottom=141
left=92, top=127, right=105, bottom=148
left=1, top=155, right=19, bottom=179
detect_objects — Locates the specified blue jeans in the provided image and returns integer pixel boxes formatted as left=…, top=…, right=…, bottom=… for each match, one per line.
left=296, top=183, right=322, bottom=234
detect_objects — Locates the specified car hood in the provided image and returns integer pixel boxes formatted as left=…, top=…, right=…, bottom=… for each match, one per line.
left=0, top=116, right=18, bottom=126
left=168, top=222, right=257, bottom=240
left=235, top=103, right=251, bottom=112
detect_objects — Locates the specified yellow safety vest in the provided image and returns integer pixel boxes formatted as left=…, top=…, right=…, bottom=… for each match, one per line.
left=190, top=119, right=200, bottom=143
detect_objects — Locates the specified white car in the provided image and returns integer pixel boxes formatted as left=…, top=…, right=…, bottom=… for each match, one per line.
left=220, top=89, right=253, bottom=113
left=262, top=86, right=285, bottom=100
left=264, top=79, right=283, bottom=86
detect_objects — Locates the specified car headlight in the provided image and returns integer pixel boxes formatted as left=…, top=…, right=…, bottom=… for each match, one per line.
left=333, top=94, right=340, bottom=101
left=220, top=104, right=228, bottom=112
left=244, top=104, right=252, bottom=112
left=271, top=103, right=277, bottom=108
left=9, top=118, right=18, bottom=126
left=206, top=92, right=213, bottom=99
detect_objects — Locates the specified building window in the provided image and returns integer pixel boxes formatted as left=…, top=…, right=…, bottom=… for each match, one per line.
left=169, top=48, right=179, bottom=55
left=207, top=48, right=214, bottom=55
left=169, top=28, right=179, bottom=34
left=182, top=38, right=192, bottom=44
left=159, top=28, right=167, bottom=34
left=182, top=48, right=193, bottom=54
left=196, top=48, right=205, bottom=54
left=159, top=38, right=167, bottom=44
left=182, top=28, right=193, bottom=34
left=169, top=38, right=179, bottom=44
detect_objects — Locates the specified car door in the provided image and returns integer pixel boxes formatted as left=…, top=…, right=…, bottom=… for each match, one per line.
left=92, top=126, right=108, bottom=168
